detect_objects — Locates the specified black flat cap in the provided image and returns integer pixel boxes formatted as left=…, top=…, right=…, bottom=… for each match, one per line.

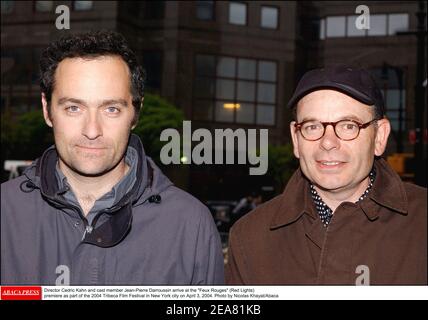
left=288, top=65, right=385, bottom=115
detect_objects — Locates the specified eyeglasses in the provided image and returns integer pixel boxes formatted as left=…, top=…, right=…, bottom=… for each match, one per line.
left=294, top=119, right=378, bottom=141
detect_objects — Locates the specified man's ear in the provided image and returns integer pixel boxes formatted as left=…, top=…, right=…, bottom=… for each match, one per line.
left=131, top=97, right=143, bottom=130
left=41, top=93, right=53, bottom=128
left=131, top=117, right=137, bottom=130
left=374, top=118, right=391, bottom=156
left=290, top=121, right=300, bottom=159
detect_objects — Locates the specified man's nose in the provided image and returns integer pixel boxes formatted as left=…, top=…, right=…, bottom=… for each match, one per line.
left=319, top=124, right=340, bottom=151
left=82, top=112, right=103, bottom=140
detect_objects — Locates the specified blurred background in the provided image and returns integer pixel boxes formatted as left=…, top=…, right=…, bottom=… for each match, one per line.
left=1, top=1, right=427, bottom=259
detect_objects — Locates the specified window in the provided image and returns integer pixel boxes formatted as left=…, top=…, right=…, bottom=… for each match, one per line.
left=237, top=81, right=255, bottom=101
left=258, top=61, right=276, bottom=81
left=196, top=0, right=214, bottom=21
left=257, top=104, right=275, bottom=125
left=193, top=55, right=277, bottom=125
left=35, top=1, right=54, bottom=12
left=368, top=14, right=387, bottom=36
left=142, top=51, right=162, bottom=91
left=388, top=14, right=409, bottom=35
left=347, top=15, right=365, bottom=37
left=215, top=101, right=233, bottom=122
left=326, top=16, right=346, bottom=38
left=1, top=1, right=14, bottom=14
left=238, top=59, right=256, bottom=80
left=236, top=103, right=255, bottom=124
left=217, top=57, right=236, bottom=78
left=216, top=79, right=234, bottom=100
left=384, top=88, right=406, bottom=131
left=73, top=1, right=93, bottom=11
left=257, top=83, right=275, bottom=103
left=229, top=2, right=246, bottom=26
left=261, top=6, right=278, bottom=29
left=370, top=67, right=406, bottom=132
left=320, top=13, right=408, bottom=39
left=319, top=19, right=325, bottom=40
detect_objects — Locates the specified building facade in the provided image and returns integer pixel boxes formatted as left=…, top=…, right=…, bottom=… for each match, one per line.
left=1, top=1, right=426, bottom=197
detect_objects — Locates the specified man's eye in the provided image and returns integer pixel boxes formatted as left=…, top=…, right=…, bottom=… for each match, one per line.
left=304, top=123, right=321, bottom=131
left=342, top=123, right=358, bottom=130
left=106, top=106, right=120, bottom=113
left=66, top=106, right=80, bottom=112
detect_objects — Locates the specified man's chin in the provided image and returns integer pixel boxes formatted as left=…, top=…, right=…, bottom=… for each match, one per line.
left=71, top=165, right=112, bottom=177
left=313, top=179, right=346, bottom=192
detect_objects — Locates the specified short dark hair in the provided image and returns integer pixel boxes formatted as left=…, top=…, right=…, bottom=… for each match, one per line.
left=39, top=30, right=145, bottom=124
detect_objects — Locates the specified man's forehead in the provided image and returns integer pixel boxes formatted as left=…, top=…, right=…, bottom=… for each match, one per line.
left=52, top=56, right=132, bottom=94
left=55, top=56, right=130, bottom=79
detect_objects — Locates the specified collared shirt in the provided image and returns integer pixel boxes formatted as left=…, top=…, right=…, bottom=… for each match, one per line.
left=310, top=169, right=376, bottom=227
left=55, top=146, right=138, bottom=226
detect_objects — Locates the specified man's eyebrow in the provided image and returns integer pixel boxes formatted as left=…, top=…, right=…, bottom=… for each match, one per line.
left=299, top=117, right=318, bottom=123
left=99, top=99, right=129, bottom=107
left=338, top=115, right=365, bottom=122
left=57, top=97, right=87, bottom=106
left=57, top=97, right=129, bottom=107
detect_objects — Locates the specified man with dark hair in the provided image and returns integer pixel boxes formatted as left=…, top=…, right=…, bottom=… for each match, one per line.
left=1, top=31, right=224, bottom=285
left=226, top=65, right=427, bottom=285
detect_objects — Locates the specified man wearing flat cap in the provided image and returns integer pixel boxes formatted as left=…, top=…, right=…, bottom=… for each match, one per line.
left=226, top=65, right=427, bottom=285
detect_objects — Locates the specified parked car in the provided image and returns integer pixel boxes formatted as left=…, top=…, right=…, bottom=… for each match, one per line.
left=3, top=160, right=32, bottom=180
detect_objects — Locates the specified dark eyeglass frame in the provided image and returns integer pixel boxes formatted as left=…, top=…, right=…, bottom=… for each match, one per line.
left=294, top=118, right=379, bottom=141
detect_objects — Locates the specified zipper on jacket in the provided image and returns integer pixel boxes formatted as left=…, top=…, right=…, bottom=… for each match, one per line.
left=82, top=225, right=94, bottom=241
left=49, top=196, right=90, bottom=239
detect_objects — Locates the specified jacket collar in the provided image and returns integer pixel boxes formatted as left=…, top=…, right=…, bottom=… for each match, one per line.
left=29, top=134, right=152, bottom=248
left=360, top=158, right=408, bottom=220
left=34, top=134, right=148, bottom=201
left=270, top=168, right=318, bottom=229
left=270, top=158, right=408, bottom=229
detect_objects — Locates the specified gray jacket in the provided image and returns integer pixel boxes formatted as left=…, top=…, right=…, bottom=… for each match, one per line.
left=1, top=134, right=224, bottom=285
